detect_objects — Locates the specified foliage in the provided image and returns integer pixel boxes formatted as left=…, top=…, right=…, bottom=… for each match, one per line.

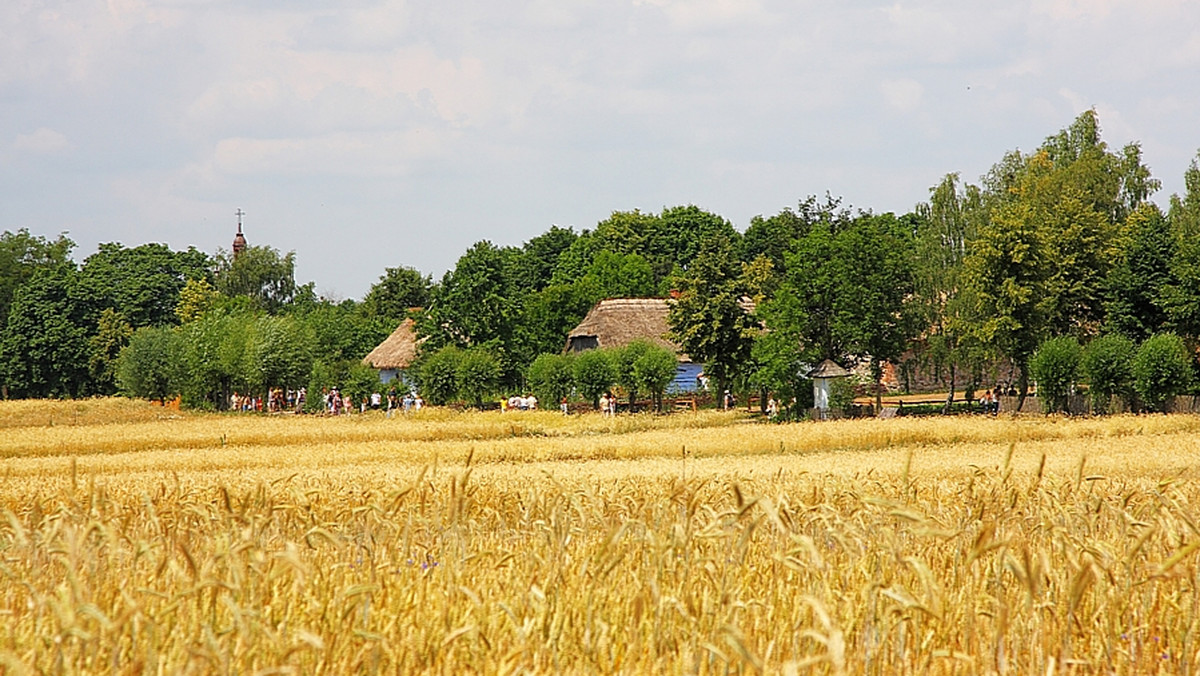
left=1029, top=336, right=1082, bottom=414
left=77, top=242, right=210, bottom=328
left=828, top=376, right=857, bottom=411
left=0, top=228, right=74, bottom=334
left=766, top=210, right=916, bottom=411
left=87, top=308, right=134, bottom=395
left=242, top=315, right=315, bottom=394
left=0, top=263, right=90, bottom=398
left=1102, top=204, right=1172, bottom=341
left=214, top=245, right=302, bottom=314
left=457, top=349, right=502, bottom=408
left=361, top=266, right=431, bottom=322
left=175, top=278, right=220, bottom=324
left=572, top=349, right=615, bottom=409
left=418, top=346, right=463, bottom=406
left=1080, top=334, right=1135, bottom=414
left=631, top=344, right=677, bottom=412
left=1132, top=333, right=1193, bottom=412
left=613, top=340, right=652, bottom=408
left=117, top=326, right=181, bottom=401
left=668, top=237, right=757, bottom=397
left=526, top=353, right=575, bottom=406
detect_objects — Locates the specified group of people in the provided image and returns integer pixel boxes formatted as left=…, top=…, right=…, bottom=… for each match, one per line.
left=500, top=394, right=538, bottom=412
left=231, top=388, right=306, bottom=413
left=385, top=389, right=424, bottom=417
left=978, top=389, right=1002, bottom=414
left=598, top=392, right=619, bottom=416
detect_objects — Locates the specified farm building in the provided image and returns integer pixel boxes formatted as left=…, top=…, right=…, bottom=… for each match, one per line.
left=363, top=318, right=421, bottom=384
left=565, top=298, right=703, bottom=393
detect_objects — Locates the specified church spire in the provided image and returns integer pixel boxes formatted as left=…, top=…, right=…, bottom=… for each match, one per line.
left=232, top=208, right=247, bottom=259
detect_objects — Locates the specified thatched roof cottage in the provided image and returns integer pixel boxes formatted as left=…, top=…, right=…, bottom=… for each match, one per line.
left=363, top=318, right=421, bottom=384
left=565, top=298, right=703, bottom=392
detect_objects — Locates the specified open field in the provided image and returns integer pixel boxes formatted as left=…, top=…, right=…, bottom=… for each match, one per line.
left=4, top=401, right=1200, bottom=673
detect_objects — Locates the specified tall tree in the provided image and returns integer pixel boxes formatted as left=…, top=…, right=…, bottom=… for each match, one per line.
left=214, top=245, right=302, bottom=314
left=77, top=242, right=210, bottom=328
left=361, top=266, right=431, bottom=321
left=0, top=264, right=90, bottom=398
left=1163, top=151, right=1200, bottom=340
left=1103, top=203, right=1173, bottom=341
left=0, top=229, right=74, bottom=335
left=668, top=236, right=757, bottom=398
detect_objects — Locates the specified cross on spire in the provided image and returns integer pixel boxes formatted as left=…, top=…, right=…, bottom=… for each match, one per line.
left=235, top=208, right=245, bottom=233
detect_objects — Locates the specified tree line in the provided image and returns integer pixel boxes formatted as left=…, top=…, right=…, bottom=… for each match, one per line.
left=4, top=110, right=1200, bottom=413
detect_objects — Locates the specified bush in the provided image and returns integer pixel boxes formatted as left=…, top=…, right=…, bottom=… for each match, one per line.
left=573, top=349, right=615, bottom=409
left=1080, top=334, right=1134, bottom=414
left=457, top=349, right=502, bottom=408
left=633, top=345, right=678, bottom=412
left=527, top=353, right=575, bottom=408
left=1133, top=333, right=1193, bottom=412
left=418, top=346, right=463, bottom=406
left=1030, top=336, right=1082, bottom=414
left=117, top=326, right=181, bottom=401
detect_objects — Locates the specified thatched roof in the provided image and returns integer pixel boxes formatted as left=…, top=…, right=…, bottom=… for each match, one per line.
left=363, top=318, right=420, bottom=370
left=565, top=298, right=689, bottom=360
left=809, top=359, right=851, bottom=379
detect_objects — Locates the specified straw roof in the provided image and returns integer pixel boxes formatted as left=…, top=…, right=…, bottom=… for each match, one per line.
left=363, top=318, right=421, bottom=370
left=565, top=298, right=689, bottom=360
left=809, top=359, right=851, bottom=379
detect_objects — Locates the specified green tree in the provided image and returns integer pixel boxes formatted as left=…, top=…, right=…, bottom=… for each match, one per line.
left=457, top=349, right=502, bottom=408
left=766, top=211, right=916, bottom=412
left=242, top=315, right=315, bottom=398
left=1163, top=152, right=1200, bottom=339
left=526, top=353, right=575, bottom=407
left=613, top=340, right=653, bottom=409
left=632, top=344, right=677, bottom=412
left=1080, top=334, right=1134, bottom=414
left=515, top=226, right=578, bottom=293
left=117, top=326, right=181, bottom=401
left=668, top=237, right=757, bottom=398
left=361, top=266, right=431, bottom=321
left=914, top=174, right=985, bottom=413
left=87, top=308, right=134, bottom=395
left=176, top=278, right=220, bottom=324
left=572, top=349, right=615, bottom=409
left=0, top=228, right=74, bottom=335
left=418, top=346, right=463, bottom=406
left=422, top=241, right=523, bottom=384
left=77, top=242, right=210, bottom=329
left=1132, top=333, right=1193, bottom=413
left=1103, top=204, right=1173, bottom=341
left=0, top=263, right=90, bottom=398
left=214, top=245, right=302, bottom=314
left=1029, top=336, right=1082, bottom=414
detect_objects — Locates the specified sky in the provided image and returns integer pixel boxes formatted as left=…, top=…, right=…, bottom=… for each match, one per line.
left=3, top=0, right=1200, bottom=301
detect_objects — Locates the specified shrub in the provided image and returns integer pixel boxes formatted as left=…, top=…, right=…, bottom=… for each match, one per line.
left=1080, top=334, right=1134, bottom=414
left=573, top=349, right=615, bottom=409
left=1030, top=336, right=1082, bottom=414
left=527, top=353, right=576, bottom=407
left=418, top=346, right=463, bottom=406
left=632, top=344, right=678, bottom=412
left=457, top=349, right=501, bottom=409
left=1132, top=333, right=1193, bottom=412
left=117, top=326, right=181, bottom=401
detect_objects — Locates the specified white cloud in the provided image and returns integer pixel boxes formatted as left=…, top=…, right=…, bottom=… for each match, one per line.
left=880, top=79, right=923, bottom=112
left=13, top=127, right=70, bottom=153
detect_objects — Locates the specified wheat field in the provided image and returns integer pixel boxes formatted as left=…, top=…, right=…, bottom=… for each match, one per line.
left=3, top=400, right=1200, bottom=674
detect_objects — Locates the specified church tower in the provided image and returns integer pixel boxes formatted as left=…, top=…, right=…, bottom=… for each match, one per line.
left=232, top=208, right=247, bottom=259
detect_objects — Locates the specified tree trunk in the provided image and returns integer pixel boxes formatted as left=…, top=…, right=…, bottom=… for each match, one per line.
left=943, top=362, right=957, bottom=415
left=1016, top=363, right=1029, bottom=412
left=872, top=358, right=883, bottom=416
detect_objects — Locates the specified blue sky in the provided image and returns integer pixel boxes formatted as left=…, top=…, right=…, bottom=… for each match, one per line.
left=3, top=0, right=1200, bottom=300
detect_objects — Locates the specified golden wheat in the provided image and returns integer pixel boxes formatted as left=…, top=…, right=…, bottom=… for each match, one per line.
left=1, top=399, right=1199, bottom=673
